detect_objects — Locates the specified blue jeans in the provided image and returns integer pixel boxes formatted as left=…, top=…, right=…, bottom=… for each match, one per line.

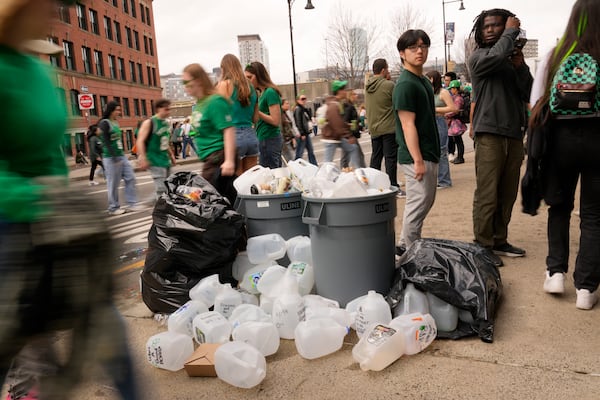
left=182, top=136, right=197, bottom=159
left=104, top=156, right=138, bottom=212
left=236, top=126, right=259, bottom=158
left=436, top=116, right=452, bottom=187
left=149, top=166, right=170, bottom=199
left=295, top=135, right=318, bottom=166
left=259, top=135, right=283, bottom=169
left=323, top=138, right=360, bottom=168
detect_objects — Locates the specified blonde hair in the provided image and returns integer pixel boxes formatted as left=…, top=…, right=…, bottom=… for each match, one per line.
left=183, top=63, right=215, bottom=97
left=220, top=54, right=252, bottom=107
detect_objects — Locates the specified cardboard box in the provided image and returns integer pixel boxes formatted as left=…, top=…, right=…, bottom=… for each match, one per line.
left=183, top=343, right=221, bottom=377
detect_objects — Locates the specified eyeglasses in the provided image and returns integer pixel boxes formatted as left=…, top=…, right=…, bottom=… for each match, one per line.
left=406, top=44, right=430, bottom=51
left=182, top=79, right=195, bottom=86
left=299, top=97, right=307, bottom=101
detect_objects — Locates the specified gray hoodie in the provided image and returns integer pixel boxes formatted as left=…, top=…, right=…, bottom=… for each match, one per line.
left=364, top=75, right=396, bottom=138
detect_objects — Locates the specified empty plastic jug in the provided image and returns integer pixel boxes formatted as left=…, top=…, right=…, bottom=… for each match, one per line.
left=362, top=167, right=392, bottom=192
left=246, top=234, right=287, bottom=265
left=394, top=283, right=430, bottom=317
left=214, top=283, right=243, bottom=319
left=260, top=294, right=275, bottom=315
left=167, top=300, right=209, bottom=337
left=304, top=294, right=340, bottom=309
left=305, top=306, right=352, bottom=329
left=355, top=291, right=392, bottom=337
left=189, top=274, right=222, bottom=308
left=352, top=323, right=406, bottom=371
left=286, top=236, right=313, bottom=264
left=232, top=321, right=280, bottom=356
left=256, top=264, right=287, bottom=297
left=295, top=318, right=348, bottom=359
left=232, top=252, right=255, bottom=282
left=146, top=331, right=194, bottom=371
left=192, top=311, right=232, bottom=344
left=240, top=262, right=275, bottom=295
left=287, top=261, right=315, bottom=296
left=426, top=292, right=459, bottom=332
left=331, top=172, right=368, bottom=198
left=345, top=293, right=368, bottom=331
left=287, top=158, right=318, bottom=186
left=229, top=304, right=271, bottom=330
left=233, top=165, right=273, bottom=195
left=272, top=275, right=305, bottom=339
left=239, top=289, right=259, bottom=306
left=215, top=341, right=267, bottom=389
left=389, top=313, right=437, bottom=355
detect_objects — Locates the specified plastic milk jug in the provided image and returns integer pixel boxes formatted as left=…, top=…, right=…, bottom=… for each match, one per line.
left=355, top=291, right=392, bottom=338
left=240, top=263, right=275, bottom=295
left=167, top=300, right=209, bottom=337
left=305, top=306, right=352, bottom=329
left=256, top=264, right=287, bottom=297
left=214, top=284, right=242, bottom=319
left=294, top=318, right=348, bottom=360
left=214, top=341, right=267, bottom=389
left=192, top=311, right=232, bottom=344
left=389, top=313, right=437, bottom=355
left=352, top=323, right=406, bottom=371
left=238, top=289, right=259, bottom=306
left=260, top=294, right=275, bottom=315
left=287, top=261, right=315, bottom=296
left=146, top=331, right=194, bottom=372
left=246, top=234, right=287, bottom=265
left=272, top=275, right=305, bottom=339
left=426, top=292, right=459, bottom=332
left=232, top=321, right=280, bottom=356
left=189, top=274, right=222, bottom=308
left=345, top=294, right=368, bottom=331
left=394, top=283, right=430, bottom=317
left=286, top=236, right=313, bottom=264
left=228, top=304, right=271, bottom=330
left=232, top=252, right=255, bottom=282
left=233, top=165, right=272, bottom=195
left=304, top=294, right=340, bottom=309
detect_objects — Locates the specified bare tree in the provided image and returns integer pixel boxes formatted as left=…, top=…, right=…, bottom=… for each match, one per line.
left=325, top=2, right=382, bottom=89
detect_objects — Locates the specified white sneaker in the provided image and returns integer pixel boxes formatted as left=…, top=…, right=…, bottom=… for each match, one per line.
left=125, top=203, right=149, bottom=213
left=89, top=181, right=99, bottom=186
left=108, top=208, right=126, bottom=216
left=448, top=154, right=455, bottom=162
left=576, top=289, right=598, bottom=310
left=543, top=271, right=565, bottom=294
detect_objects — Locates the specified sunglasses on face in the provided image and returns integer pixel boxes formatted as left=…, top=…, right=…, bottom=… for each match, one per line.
left=299, top=97, right=307, bottom=101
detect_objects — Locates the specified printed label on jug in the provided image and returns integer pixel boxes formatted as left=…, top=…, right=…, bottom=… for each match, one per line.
left=147, top=341, right=164, bottom=366
left=249, top=272, right=264, bottom=289
left=366, top=325, right=396, bottom=346
left=290, top=262, right=307, bottom=275
left=416, top=324, right=437, bottom=350
left=194, top=327, right=206, bottom=344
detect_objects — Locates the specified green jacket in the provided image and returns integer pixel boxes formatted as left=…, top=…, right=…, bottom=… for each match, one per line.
left=364, top=75, right=396, bottom=137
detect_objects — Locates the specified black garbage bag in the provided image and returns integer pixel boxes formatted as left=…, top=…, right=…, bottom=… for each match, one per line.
left=141, top=171, right=246, bottom=313
left=387, top=238, right=502, bottom=343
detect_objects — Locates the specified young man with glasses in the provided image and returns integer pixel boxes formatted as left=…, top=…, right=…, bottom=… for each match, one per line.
left=293, top=95, right=318, bottom=165
left=393, top=30, right=439, bottom=255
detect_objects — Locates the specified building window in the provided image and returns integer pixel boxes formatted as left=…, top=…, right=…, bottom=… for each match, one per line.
left=123, top=0, right=128, bottom=13
left=76, top=3, right=87, bottom=31
left=151, top=67, right=157, bottom=87
left=130, top=0, right=137, bottom=18
left=133, top=98, right=140, bottom=116
left=133, top=30, right=140, bottom=51
left=63, top=41, right=76, bottom=71
left=122, top=98, right=130, bottom=116
left=114, top=21, right=122, bottom=44
left=90, top=94, right=99, bottom=116
left=141, top=99, right=147, bottom=116
left=70, top=90, right=82, bottom=116
left=146, top=66, right=151, bottom=86
left=143, top=36, right=148, bottom=54
left=104, top=16, right=113, bottom=40
left=125, top=27, right=132, bottom=48
left=82, top=46, right=92, bottom=74
left=94, top=50, right=104, bottom=76
left=129, top=61, right=136, bottom=83
left=112, top=0, right=118, bottom=6
left=58, top=6, right=71, bottom=23
left=148, top=37, right=154, bottom=56
left=89, top=9, right=99, bottom=34
left=108, top=55, right=116, bottom=79
left=140, top=4, right=145, bottom=23
left=117, top=57, right=126, bottom=80
left=100, top=95, right=108, bottom=113
left=48, top=37, right=61, bottom=67
left=146, top=7, right=151, bottom=27
left=137, top=63, right=143, bottom=84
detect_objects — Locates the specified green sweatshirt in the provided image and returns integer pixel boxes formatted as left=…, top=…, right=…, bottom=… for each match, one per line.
left=0, top=45, right=68, bottom=222
left=364, top=75, right=396, bottom=137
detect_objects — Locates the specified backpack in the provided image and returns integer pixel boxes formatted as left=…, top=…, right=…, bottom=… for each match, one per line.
left=457, top=92, right=471, bottom=124
left=549, top=52, right=600, bottom=118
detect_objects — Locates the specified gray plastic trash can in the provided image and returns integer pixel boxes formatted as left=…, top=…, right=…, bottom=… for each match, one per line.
left=235, top=192, right=309, bottom=240
left=302, top=188, right=397, bottom=307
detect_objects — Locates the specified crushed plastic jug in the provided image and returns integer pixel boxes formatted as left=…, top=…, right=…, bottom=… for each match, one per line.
left=228, top=304, right=272, bottom=330
left=355, top=291, right=392, bottom=337
left=231, top=321, right=280, bottom=356
left=214, top=283, right=243, bottom=319
left=167, top=300, right=209, bottom=337
left=232, top=252, right=255, bottom=282
left=294, top=318, right=348, bottom=359
left=287, top=261, right=315, bottom=296
left=246, top=233, right=287, bottom=265
left=389, top=313, right=437, bottom=356
left=304, top=294, right=340, bottom=309
left=305, top=306, right=352, bottom=329
left=189, top=274, right=222, bottom=308
left=286, top=235, right=313, bottom=264
left=146, top=331, right=194, bottom=372
left=192, top=311, right=232, bottom=344
left=271, top=275, right=305, bottom=339
left=352, top=323, right=406, bottom=372
left=214, top=341, right=267, bottom=389
left=256, top=264, right=288, bottom=298
left=240, top=262, right=275, bottom=295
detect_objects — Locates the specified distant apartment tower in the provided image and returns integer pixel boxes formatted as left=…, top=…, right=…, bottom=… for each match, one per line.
left=238, top=34, right=270, bottom=71
left=161, top=73, right=193, bottom=101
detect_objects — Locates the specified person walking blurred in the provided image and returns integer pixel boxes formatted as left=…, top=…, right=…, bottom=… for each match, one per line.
left=216, top=54, right=259, bottom=175
left=281, top=98, right=297, bottom=162
left=293, top=95, right=318, bottom=166
left=87, top=124, right=104, bottom=185
left=341, top=89, right=366, bottom=168
left=170, top=121, right=182, bottom=158
left=180, top=117, right=197, bottom=159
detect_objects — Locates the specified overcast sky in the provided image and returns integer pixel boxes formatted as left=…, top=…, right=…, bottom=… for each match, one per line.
left=152, top=0, right=577, bottom=84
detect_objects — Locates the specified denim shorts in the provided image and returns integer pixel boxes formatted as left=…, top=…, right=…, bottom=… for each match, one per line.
left=236, top=126, right=259, bottom=158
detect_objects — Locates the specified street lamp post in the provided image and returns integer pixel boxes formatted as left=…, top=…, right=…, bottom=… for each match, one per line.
left=442, top=0, right=465, bottom=74
left=287, top=0, right=315, bottom=100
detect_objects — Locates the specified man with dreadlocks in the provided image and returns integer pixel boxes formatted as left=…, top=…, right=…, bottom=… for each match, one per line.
left=468, top=8, right=533, bottom=267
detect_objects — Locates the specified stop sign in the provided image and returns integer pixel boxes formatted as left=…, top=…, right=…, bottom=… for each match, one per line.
left=78, top=94, right=94, bottom=110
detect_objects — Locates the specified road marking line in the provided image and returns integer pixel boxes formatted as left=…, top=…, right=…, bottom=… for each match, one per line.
left=114, top=259, right=145, bottom=274
left=111, top=223, right=152, bottom=238
left=110, top=215, right=153, bottom=229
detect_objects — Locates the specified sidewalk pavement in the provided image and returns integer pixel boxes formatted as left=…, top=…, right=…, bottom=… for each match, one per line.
left=63, top=150, right=600, bottom=399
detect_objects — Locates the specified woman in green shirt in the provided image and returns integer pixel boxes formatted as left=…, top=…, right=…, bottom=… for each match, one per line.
left=244, top=61, right=283, bottom=169
left=183, top=63, right=237, bottom=203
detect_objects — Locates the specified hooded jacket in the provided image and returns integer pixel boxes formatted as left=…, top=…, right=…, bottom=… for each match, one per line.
left=364, top=75, right=396, bottom=137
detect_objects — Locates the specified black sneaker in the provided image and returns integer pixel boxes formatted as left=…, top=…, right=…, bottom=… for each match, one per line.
left=452, top=157, right=465, bottom=164
left=485, top=249, right=504, bottom=267
left=493, top=243, right=526, bottom=257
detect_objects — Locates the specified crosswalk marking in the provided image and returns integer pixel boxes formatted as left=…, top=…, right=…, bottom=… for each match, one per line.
left=109, top=215, right=152, bottom=239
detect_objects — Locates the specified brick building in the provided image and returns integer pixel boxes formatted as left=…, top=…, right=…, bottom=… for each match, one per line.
left=45, top=0, right=162, bottom=157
